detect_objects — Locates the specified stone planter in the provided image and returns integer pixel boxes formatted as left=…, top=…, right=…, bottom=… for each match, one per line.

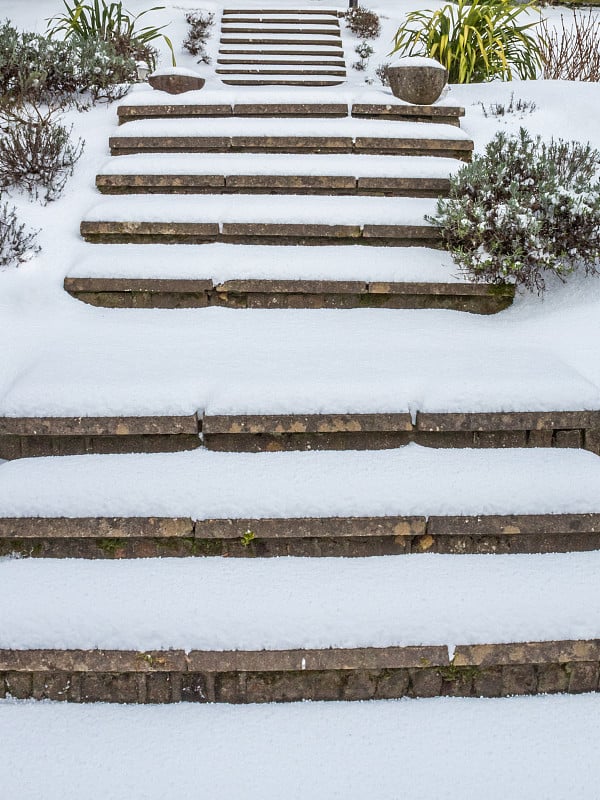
left=148, top=69, right=205, bottom=94
left=387, top=58, right=448, bottom=105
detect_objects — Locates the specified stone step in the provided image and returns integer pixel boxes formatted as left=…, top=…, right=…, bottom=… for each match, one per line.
left=216, top=58, right=346, bottom=65
left=221, top=16, right=341, bottom=24
left=0, top=415, right=199, bottom=459
left=220, top=26, right=340, bottom=34
left=116, top=101, right=465, bottom=127
left=2, top=411, right=598, bottom=458
left=95, top=152, right=459, bottom=197
left=110, top=118, right=473, bottom=158
left=2, top=639, right=600, bottom=703
left=215, top=67, right=347, bottom=76
left=222, top=8, right=342, bottom=15
left=219, top=77, right=346, bottom=86
left=2, top=513, right=599, bottom=558
left=63, top=277, right=513, bottom=313
left=218, top=47, right=344, bottom=55
left=219, top=37, right=343, bottom=45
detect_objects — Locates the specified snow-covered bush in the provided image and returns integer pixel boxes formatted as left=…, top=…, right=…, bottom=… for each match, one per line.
left=0, top=201, right=39, bottom=267
left=392, top=0, right=541, bottom=83
left=344, top=7, right=381, bottom=39
left=183, top=10, right=214, bottom=64
left=0, top=117, right=84, bottom=203
left=353, top=41, right=374, bottom=71
left=431, top=129, right=600, bottom=291
left=0, top=22, right=137, bottom=110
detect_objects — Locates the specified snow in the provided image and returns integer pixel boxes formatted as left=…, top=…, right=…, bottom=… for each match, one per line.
left=1, top=444, right=599, bottom=518
left=98, top=152, right=461, bottom=178
left=149, top=66, right=205, bottom=79
left=113, top=115, right=472, bottom=139
left=83, top=193, right=438, bottom=226
left=389, top=55, right=447, bottom=69
left=68, top=244, right=469, bottom=282
left=2, top=694, right=599, bottom=800
left=2, top=548, right=600, bottom=649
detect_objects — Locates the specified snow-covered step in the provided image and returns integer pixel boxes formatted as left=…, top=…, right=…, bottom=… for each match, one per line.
left=221, top=25, right=340, bottom=34
left=2, top=409, right=599, bottom=458
left=215, top=67, right=347, bottom=76
left=219, top=76, right=346, bottom=86
left=222, top=8, right=342, bottom=15
left=116, top=98, right=465, bottom=127
left=80, top=194, right=441, bottom=245
left=2, top=551, right=600, bottom=701
left=1, top=446, right=600, bottom=557
left=109, top=117, right=473, bottom=159
left=95, top=153, right=458, bottom=197
left=2, top=696, right=600, bottom=795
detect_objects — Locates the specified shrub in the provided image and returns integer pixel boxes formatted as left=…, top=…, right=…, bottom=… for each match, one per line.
left=430, top=129, right=600, bottom=291
left=376, top=62, right=390, bottom=85
left=392, top=0, right=542, bottom=83
left=0, top=201, right=39, bottom=267
left=0, top=116, right=84, bottom=202
left=0, top=22, right=137, bottom=110
left=344, top=7, right=381, bottom=39
left=479, top=92, right=537, bottom=117
left=47, top=0, right=175, bottom=70
left=183, top=10, right=214, bottom=64
left=538, top=10, right=600, bottom=82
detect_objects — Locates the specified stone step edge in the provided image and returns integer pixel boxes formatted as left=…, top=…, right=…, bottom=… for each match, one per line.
left=1, top=410, right=598, bottom=437
left=94, top=174, right=450, bottom=197
left=219, top=79, right=347, bottom=87
left=222, top=9, right=344, bottom=15
left=63, top=278, right=505, bottom=298
left=1, top=513, right=599, bottom=540
left=116, top=103, right=465, bottom=123
left=2, top=640, right=599, bottom=703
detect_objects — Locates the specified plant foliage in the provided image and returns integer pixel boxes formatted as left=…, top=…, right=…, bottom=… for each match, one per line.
left=183, top=10, right=214, bottom=64
left=392, top=0, right=542, bottom=83
left=538, top=10, right=600, bottom=81
left=47, top=0, right=175, bottom=69
left=344, top=7, right=381, bottom=39
left=431, top=129, right=600, bottom=291
left=0, top=201, right=40, bottom=267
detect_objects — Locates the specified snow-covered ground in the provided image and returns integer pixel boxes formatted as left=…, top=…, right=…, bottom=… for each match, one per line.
left=1, top=693, right=599, bottom=800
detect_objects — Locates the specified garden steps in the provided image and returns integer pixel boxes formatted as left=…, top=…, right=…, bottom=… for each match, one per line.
left=108, top=117, right=473, bottom=158
left=1, top=410, right=598, bottom=458
left=94, top=152, right=459, bottom=197
left=217, top=7, right=346, bottom=86
left=2, top=640, right=600, bottom=702
left=116, top=101, right=465, bottom=126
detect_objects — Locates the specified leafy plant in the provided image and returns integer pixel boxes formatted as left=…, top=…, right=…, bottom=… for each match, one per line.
left=344, top=7, right=381, bottom=38
left=183, top=10, right=214, bottom=64
left=240, top=529, right=255, bottom=547
left=47, top=0, right=175, bottom=69
left=0, top=116, right=84, bottom=202
left=0, top=201, right=40, bottom=267
left=0, top=22, right=137, bottom=111
left=353, top=40, right=374, bottom=70
left=376, top=62, right=390, bottom=85
left=392, top=0, right=542, bottom=83
left=538, top=10, right=600, bottom=81
left=430, top=129, right=600, bottom=291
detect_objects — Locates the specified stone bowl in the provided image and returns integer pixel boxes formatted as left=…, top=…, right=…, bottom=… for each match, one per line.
left=387, top=61, right=448, bottom=105
left=148, top=72, right=205, bottom=95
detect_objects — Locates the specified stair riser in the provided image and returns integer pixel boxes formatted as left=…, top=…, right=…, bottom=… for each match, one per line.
left=215, top=69, right=347, bottom=75
left=109, top=140, right=472, bottom=160
left=4, top=531, right=600, bottom=558
left=219, top=79, right=345, bottom=86
left=66, top=289, right=508, bottom=314
left=2, top=642, right=599, bottom=703
left=95, top=175, right=451, bottom=198
left=1, top=427, right=597, bottom=458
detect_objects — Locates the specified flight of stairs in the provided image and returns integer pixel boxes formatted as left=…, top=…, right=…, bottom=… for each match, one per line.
left=216, top=7, right=347, bottom=86
left=1, top=10, right=600, bottom=706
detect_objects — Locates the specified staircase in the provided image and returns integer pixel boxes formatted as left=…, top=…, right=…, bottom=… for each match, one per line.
left=216, top=7, right=347, bottom=86
left=1, top=11, right=600, bottom=707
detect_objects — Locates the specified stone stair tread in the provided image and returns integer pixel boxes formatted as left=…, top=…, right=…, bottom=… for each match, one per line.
left=112, top=116, right=472, bottom=141
left=97, top=152, right=461, bottom=179
left=219, top=78, right=346, bottom=86
left=2, top=539, right=600, bottom=651
left=1, top=445, right=598, bottom=519
left=81, top=194, right=440, bottom=226
left=66, top=244, right=470, bottom=283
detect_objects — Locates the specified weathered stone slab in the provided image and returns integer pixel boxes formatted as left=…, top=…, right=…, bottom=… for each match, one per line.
left=109, top=136, right=231, bottom=154
left=229, top=135, right=352, bottom=151
left=118, top=105, right=233, bottom=123
left=80, top=221, right=220, bottom=242
left=220, top=222, right=361, bottom=239
left=352, top=103, right=464, bottom=120
left=0, top=649, right=187, bottom=672
left=232, top=103, right=347, bottom=116
left=64, top=278, right=213, bottom=294
left=416, top=411, right=598, bottom=431
left=427, top=514, right=600, bottom=537
left=368, top=281, right=501, bottom=296
left=357, top=177, right=450, bottom=195
left=96, top=174, right=225, bottom=192
left=214, top=279, right=366, bottom=294
left=0, top=415, right=198, bottom=436
left=224, top=174, right=355, bottom=191
left=202, top=413, right=413, bottom=434
left=362, top=225, right=440, bottom=241
left=453, top=640, right=600, bottom=667
left=195, top=516, right=426, bottom=540
left=0, top=517, right=193, bottom=539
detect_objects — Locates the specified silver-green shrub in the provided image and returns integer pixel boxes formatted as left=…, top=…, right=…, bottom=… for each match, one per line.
left=431, top=129, right=600, bottom=291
